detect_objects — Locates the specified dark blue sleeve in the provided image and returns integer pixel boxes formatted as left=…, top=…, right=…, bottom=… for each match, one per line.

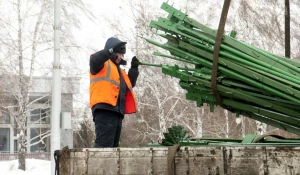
left=128, top=67, right=139, bottom=87
left=89, top=50, right=110, bottom=75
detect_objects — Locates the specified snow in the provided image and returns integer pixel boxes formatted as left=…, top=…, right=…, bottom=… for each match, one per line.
left=0, top=159, right=50, bottom=175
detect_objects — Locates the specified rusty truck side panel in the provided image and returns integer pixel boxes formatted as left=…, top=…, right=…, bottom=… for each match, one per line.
left=59, top=146, right=300, bottom=175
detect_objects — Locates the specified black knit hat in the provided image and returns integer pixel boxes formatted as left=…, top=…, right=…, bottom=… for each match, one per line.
left=113, top=44, right=126, bottom=54
left=104, top=37, right=127, bottom=54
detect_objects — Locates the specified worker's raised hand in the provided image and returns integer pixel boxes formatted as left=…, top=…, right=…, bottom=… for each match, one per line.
left=131, top=56, right=139, bottom=68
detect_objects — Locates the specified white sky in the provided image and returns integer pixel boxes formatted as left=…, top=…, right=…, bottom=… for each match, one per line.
left=76, top=0, right=124, bottom=50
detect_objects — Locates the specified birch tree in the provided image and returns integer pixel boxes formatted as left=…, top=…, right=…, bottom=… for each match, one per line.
left=0, top=0, right=92, bottom=170
left=73, top=106, right=95, bottom=148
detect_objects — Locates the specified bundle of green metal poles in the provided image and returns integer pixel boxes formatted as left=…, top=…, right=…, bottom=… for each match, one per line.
left=140, top=2, right=300, bottom=136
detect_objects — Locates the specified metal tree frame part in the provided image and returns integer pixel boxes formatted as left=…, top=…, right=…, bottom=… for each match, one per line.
left=139, top=2, right=300, bottom=136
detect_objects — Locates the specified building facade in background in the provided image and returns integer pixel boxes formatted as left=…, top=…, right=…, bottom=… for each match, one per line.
left=0, top=76, right=80, bottom=154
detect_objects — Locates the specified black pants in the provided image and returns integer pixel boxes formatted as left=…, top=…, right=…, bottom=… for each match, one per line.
left=93, top=109, right=123, bottom=147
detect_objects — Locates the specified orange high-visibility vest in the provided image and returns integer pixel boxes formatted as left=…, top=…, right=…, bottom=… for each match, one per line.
left=90, top=59, right=137, bottom=114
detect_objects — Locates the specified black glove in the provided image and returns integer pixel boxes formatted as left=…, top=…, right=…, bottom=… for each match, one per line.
left=131, top=56, right=139, bottom=68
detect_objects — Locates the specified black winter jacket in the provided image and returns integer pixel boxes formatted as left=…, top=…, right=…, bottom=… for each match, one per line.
left=90, top=48, right=139, bottom=118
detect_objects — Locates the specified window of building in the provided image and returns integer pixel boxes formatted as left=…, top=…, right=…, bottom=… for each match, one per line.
left=0, top=110, right=10, bottom=124
left=14, top=128, right=17, bottom=137
left=30, top=108, right=50, bottom=124
left=0, top=128, right=10, bottom=152
left=30, top=128, right=50, bottom=152
left=14, top=139, right=18, bottom=153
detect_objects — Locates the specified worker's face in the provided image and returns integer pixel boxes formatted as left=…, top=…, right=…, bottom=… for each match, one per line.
left=115, top=53, right=124, bottom=64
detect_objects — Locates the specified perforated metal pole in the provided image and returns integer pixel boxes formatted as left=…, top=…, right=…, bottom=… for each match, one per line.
left=51, top=0, right=61, bottom=174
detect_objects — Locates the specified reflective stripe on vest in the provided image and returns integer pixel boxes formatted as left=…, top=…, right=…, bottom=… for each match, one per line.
left=90, top=60, right=137, bottom=113
left=90, top=61, right=134, bottom=91
left=90, top=61, right=118, bottom=85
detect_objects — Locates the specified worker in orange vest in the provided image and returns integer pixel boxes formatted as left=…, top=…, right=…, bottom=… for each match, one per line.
left=90, top=37, right=139, bottom=147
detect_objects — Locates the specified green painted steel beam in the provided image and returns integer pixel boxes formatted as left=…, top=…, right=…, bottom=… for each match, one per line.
left=150, top=18, right=300, bottom=83
left=142, top=2, right=300, bottom=136
left=160, top=2, right=300, bottom=76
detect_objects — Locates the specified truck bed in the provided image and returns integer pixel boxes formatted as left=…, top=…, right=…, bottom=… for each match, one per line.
left=57, top=145, right=300, bottom=175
